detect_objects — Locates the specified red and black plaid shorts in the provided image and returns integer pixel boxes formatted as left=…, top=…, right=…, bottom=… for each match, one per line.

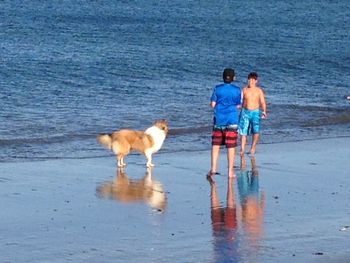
left=211, top=127, right=238, bottom=148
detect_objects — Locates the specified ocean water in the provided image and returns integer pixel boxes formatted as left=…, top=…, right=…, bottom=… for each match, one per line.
left=1, top=0, right=349, bottom=162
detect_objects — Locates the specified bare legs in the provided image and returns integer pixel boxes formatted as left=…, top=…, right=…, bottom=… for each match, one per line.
left=240, top=135, right=247, bottom=156
left=227, top=147, right=235, bottom=178
left=209, top=145, right=220, bottom=175
left=250, top=134, right=260, bottom=155
left=240, top=133, right=260, bottom=156
left=209, top=145, right=235, bottom=178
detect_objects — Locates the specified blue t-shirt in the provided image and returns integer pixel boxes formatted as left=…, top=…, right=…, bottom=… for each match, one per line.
left=210, top=83, right=241, bottom=126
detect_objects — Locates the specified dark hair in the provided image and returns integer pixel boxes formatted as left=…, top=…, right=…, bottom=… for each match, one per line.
left=248, top=72, right=258, bottom=80
left=223, top=68, right=235, bottom=83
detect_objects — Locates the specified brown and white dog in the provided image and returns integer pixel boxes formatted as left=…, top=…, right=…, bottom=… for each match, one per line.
left=97, top=120, right=168, bottom=167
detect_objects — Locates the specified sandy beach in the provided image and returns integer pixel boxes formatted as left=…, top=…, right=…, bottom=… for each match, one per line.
left=1, top=137, right=350, bottom=263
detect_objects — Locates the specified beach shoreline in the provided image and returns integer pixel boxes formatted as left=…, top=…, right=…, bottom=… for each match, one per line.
left=1, top=137, right=349, bottom=262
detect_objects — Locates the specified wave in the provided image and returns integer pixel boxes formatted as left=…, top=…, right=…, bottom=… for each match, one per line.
left=0, top=126, right=211, bottom=147
left=0, top=102, right=349, bottom=163
left=302, top=114, right=350, bottom=127
left=1, top=104, right=349, bottom=147
left=0, top=134, right=95, bottom=146
left=168, top=126, right=211, bottom=136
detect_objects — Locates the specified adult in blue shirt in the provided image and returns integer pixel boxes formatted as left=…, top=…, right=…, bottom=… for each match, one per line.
left=208, top=68, right=241, bottom=178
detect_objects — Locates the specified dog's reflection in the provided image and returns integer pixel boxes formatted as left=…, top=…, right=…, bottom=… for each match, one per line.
left=96, top=168, right=167, bottom=212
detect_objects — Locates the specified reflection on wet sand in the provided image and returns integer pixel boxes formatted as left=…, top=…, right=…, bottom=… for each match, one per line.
left=237, top=155, right=265, bottom=260
left=96, top=168, right=167, bottom=212
left=207, top=155, right=265, bottom=262
left=208, top=176, right=240, bottom=262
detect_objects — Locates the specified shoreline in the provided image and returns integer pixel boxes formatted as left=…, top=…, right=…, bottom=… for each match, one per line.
left=2, top=134, right=350, bottom=164
left=1, top=137, right=349, bottom=262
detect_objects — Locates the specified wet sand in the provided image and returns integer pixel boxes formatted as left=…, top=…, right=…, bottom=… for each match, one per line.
left=1, top=137, right=350, bottom=262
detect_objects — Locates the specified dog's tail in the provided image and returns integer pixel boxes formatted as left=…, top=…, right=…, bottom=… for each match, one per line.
left=96, top=134, right=112, bottom=150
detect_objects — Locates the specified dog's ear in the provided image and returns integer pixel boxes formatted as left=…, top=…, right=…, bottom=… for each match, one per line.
left=161, top=120, right=168, bottom=132
left=155, top=119, right=168, bottom=126
left=154, top=120, right=168, bottom=132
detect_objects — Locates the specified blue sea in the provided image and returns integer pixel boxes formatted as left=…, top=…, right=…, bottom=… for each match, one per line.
left=1, top=0, right=349, bottom=162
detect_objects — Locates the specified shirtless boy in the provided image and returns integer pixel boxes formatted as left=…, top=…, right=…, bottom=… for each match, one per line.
left=238, top=72, right=267, bottom=156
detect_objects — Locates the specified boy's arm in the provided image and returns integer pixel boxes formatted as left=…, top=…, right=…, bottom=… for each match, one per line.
left=239, top=87, right=246, bottom=109
left=240, top=88, right=244, bottom=106
left=210, top=88, right=217, bottom=108
left=259, top=89, right=267, bottom=119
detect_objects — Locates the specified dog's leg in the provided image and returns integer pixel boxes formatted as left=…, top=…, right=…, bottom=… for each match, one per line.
left=121, top=155, right=127, bottom=167
left=145, top=150, right=154, bottom=167
left=116, top=154, right=124, bottom=167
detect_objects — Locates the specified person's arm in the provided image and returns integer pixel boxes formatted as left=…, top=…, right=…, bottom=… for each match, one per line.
left=210, top=88, right=217, bottom=108
left=239, top=87, right=247, bottom=109
left=236, top=88, right=243, bottom=109
left=259, top=89, right=267, bottom=119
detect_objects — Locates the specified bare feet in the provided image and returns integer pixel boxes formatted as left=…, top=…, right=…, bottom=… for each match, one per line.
left=249, top=148, right=256, bottom=155
left=207, top=171, right=220, bottom=177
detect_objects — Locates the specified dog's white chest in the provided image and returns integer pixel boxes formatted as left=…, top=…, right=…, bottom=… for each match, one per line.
left=145, top=126, right=166, bottom=153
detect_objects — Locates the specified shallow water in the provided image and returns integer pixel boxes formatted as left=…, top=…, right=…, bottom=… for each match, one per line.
left=1, top=0, right=349, bottom=162
left=1, top=138, right=350, bottom=262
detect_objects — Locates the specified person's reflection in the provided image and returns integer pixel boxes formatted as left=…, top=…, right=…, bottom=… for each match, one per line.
left=96, top=167, right=166, bottom=212
left=207, top=175, right=239, bottom=262
left=237, top=155, right=265, bottom=255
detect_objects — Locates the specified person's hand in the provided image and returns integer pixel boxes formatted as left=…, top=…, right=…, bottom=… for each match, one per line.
left=261, top=111, right=267, bottom=119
